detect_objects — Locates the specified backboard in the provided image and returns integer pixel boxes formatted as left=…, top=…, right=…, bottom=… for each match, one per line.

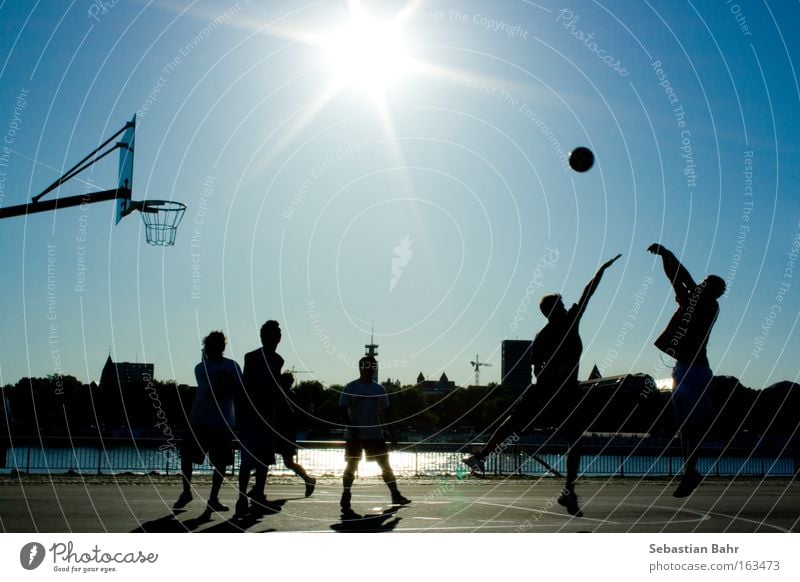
left=116, top=115, right=135, bottom=224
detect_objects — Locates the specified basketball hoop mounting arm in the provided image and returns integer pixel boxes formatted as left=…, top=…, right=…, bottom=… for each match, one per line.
left=0, top=120, right=134, bottom=220
left=0, top=188, right=131, bottom=220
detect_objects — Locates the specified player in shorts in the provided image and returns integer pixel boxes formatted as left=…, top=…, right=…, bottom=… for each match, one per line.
left=463, top=254, right=621, bottom=517
left=174, top=331, right=241, bottom=513
left=339, top=356, right=410, bottom=517
left=648, top=243, right=724, bottom=497
left=235, top=320, right=283, bottom=516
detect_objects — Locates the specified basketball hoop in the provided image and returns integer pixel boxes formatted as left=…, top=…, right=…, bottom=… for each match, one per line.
left=137, top=200, right=187, bottom=246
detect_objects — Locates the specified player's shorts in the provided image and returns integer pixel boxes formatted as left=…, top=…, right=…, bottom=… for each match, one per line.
left=671, top=364, right=715, bottom=429
left=180, top=426, right=234, bottom=467
left=237, top=429, right=276, bottom=468
left=344, top=439, right=388, bottom=461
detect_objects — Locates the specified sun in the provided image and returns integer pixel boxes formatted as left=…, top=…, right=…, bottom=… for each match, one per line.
left=249, top=0, right=513, bottom=164
left=322, top=14, right=410, bottom=100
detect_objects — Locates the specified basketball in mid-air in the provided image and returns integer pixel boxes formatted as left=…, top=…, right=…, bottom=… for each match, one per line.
left=568, top=147, right=594, bottom=172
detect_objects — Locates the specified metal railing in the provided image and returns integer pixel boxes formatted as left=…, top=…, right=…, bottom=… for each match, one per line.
left=1, top=438, right=796, bottom=478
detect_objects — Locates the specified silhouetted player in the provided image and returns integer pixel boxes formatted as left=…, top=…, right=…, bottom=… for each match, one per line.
left=339, top=356, right=410, bottom=517
left=648, top=243, right=724, bottom=497
left=272, top=371, right=316, bottom=497
left=174, top=331, right=241, bottom=513
left=464, top=254, right=621, bottom=516
left=235, top=320, right=283, bottom=516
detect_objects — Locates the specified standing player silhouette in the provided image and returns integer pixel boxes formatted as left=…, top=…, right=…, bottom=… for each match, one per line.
left=235, top=321, right=283, bottom=516
left=174, top=331, right=241, bottom=513
left=339, top=356, right=410, bottom=517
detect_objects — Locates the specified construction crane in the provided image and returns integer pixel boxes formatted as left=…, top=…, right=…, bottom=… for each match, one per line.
left=287, top=366, right=315, bottom=376
left=469, top=355, right=491, bottom=386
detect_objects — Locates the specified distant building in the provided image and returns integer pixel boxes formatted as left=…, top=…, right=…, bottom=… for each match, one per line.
left=588, top=364, right=602, bottom=381
left=416, top=372, right=457, bottom=396
left=365, top=332, right=379, bottom=383
left=100, top=355, right=154, bottom=389
left=501, top=340, right=532, bottom=389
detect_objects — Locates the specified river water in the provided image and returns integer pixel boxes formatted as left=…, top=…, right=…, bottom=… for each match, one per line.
left=2, top=445, right=793, bottom=477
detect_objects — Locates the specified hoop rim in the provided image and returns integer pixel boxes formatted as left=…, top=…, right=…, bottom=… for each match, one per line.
left=133, top=199, right=187, bottom=213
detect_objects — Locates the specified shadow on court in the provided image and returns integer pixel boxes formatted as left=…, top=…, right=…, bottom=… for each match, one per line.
left=331, top=506, right=403, bottom=532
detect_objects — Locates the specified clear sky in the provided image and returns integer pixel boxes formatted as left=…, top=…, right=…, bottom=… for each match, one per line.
left=0, top=0, right=798, bottom=389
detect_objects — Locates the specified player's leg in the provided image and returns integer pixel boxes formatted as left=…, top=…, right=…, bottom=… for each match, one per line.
left=341, top=438, right=363, bottom=511
left=341, top=457, right=360, bottom=510
left=281, top=451, right=309, bottom=480
left=252, top=465, right=268, bottom=501
left=179, top=457, right=193, bottom=496
left=247, top=435, right=274, bottom=506
left=674, top=420, right=704, bottom=497
left=556, top=437, right=583, bottom=517
left=236, top=456, right=253, bottom=515
left=236, top=431, right=259, bottom=510
left=173, top=431, right=199, bottom=509
left=281, top=452, right=316, bottom=497
left=375, top=452, right=410, bottom=505
left=671, top=366, right=710, bottom=497
left=565, top=438, right=581, bottom=492
left=463, top=392, right=530, bottom=470
left=557, top=396, right=585, bottom=517
left=207, top=448, right=230, bottom=512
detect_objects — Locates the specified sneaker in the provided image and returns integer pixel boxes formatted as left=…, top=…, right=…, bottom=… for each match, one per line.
left=673, top=470, right=702, bottom=498
left=391, top=493, right=411, bottom=506
left=206, top=499, right=230, bottom=513
left=557, top=490, right=583, bottom=517
left=172, top=491, right=192, bottom=510
left=341, top=506, right=359, bottom=520
left=304, top=477, right=317, bottom=498
left=462, top=455, right=485, bottom=474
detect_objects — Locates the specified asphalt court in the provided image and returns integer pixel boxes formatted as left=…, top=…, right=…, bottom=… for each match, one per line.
left=0, top=476, right=797, bottom=533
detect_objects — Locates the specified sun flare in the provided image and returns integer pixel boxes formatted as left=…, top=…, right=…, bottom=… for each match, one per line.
left=323, top=15, right=410, bottom=99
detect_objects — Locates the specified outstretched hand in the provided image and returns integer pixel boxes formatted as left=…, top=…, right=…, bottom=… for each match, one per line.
left=601, top=253, right=622, bottom=270
left=579, top=253, right=622, bottom=315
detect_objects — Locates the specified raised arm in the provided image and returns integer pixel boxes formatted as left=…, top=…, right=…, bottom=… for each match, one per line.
left=575, top=253, right=622, bottom=319
left=647, top=244, right=696, bottom=295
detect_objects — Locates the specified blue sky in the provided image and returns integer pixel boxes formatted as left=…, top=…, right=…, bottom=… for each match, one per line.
left=0, top=0, right=798, bottom=389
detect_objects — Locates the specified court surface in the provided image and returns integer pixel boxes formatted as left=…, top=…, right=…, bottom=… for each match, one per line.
left=0, top=475, right=797, bottom=533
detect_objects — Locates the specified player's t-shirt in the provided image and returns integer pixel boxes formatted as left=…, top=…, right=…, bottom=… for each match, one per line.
left=237, top=348, right=284, bottom=431
left=654, top=281, right=719, bottom=367
left=339, top=380, right=389, bottom=440
left=191, top=356, right=241, bottom=428
left=531, top=303, right=583, bottom=390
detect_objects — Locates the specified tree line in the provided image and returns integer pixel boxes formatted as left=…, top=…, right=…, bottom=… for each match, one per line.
left=1, top=374, right=797, bottom=444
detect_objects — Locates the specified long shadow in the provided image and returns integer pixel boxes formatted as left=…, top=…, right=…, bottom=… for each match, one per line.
left=200, top=500, right=287, bottom=533
left=250, top=498, right=287, bottom=516
left=330, top=506, right=403, bottom=533
left=201, top=516, right=277, bottom=533
left=130, top=509, right=213, bottom=533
